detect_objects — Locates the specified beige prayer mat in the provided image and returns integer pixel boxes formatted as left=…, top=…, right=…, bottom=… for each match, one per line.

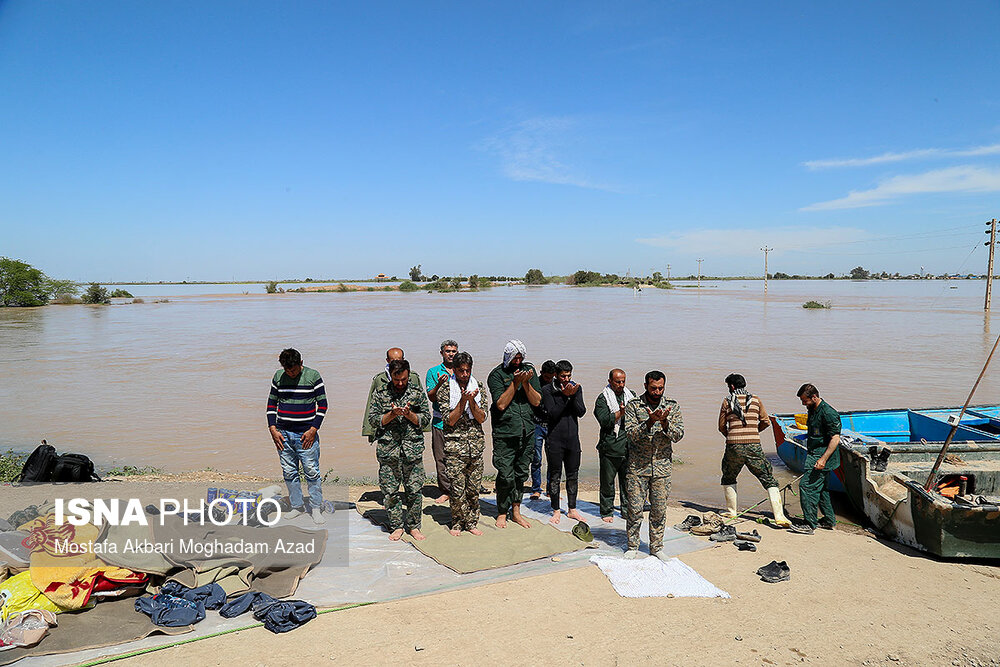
left=355, top=493, right=591, bottom=574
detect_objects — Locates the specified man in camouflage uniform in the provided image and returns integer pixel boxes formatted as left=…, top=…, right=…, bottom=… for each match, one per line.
left=366, top=359, right=431, bottom=541
left=623, top=370, right=684, bottom=560
left=436, top=351, right=489, bottom=535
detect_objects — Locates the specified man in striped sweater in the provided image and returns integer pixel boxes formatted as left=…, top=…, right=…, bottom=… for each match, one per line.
left=267, top=348, right=328, bottom=524
left=717, top=373, right=790, bottom=528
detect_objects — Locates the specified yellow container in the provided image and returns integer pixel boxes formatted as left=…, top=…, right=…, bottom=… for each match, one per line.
left=793, top=413, right=808, bottom=430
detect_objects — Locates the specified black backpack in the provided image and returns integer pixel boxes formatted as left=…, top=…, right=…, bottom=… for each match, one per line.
left=18, top=441, right=101, bottom=483
left=51, top=453, right=101, bottom=483
left=18, top=441, right=57, bottom=483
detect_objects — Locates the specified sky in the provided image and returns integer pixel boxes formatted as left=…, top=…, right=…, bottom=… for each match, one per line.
left=1, top=1, right=999, bottom=281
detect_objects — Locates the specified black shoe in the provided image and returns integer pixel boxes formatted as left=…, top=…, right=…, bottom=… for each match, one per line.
left=735, top=529, right=761, bottom=543
left=789, top=522, right=814, bottom=535
left=874, top=448, right=891, bottom=472
left=756, top=560, right=790, bottom=583
left=709, top=524, right=737, bottom=542
left=734, top=540, right=757, bottom=552
left=145, top=504, right=160, bottom=516
left=818, top=520, right=836, bottom=530
left=672, top=514, right=702, bottom=532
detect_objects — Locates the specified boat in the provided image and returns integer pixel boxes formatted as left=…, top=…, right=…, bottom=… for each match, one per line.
left=771, top=406, right=1000, bottom=559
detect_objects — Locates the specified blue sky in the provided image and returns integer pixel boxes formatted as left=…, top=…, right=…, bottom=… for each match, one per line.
left=1, top=1, right=999, bottom=281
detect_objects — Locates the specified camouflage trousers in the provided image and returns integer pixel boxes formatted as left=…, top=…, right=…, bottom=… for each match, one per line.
left=445, top=453, right=483, bottom=531
left=721, top=442, right=777, bottom=488
left=378, top=454, right=424, bottom=531
left=625, top=468, right=671, bottom=554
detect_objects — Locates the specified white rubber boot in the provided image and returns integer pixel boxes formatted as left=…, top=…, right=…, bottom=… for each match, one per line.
left=723, top=485, right=738, bottom=518
left=768, top=486, right=792, bottom=527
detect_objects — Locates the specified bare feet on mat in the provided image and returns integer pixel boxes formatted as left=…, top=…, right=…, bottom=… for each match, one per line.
left=469, top=527, right=483, bottom=536
left=550, top=510, right=561, bottom=524
left=434, top=494, right=449, bottom=504
left=389, top=528, right=404, bottom=541
left=567, top=508, right=584, bottom=521
left=449, top=527, right=462, bottom=536
left=530, top=492, right=541, bottom=500
left=496, top=515, right=507, bottom=529
left=409, top=528, right=426, bottom=541
left=602, top=516, right=614, bottom=523
left=511, top=505, right=531, bottom=528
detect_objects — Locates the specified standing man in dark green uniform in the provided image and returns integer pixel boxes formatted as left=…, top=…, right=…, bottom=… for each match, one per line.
left=794, top=383, right=841, bottom=534
left=487, top=339, right=542, bottom=529
left=594, top=368, right=635, bottom=523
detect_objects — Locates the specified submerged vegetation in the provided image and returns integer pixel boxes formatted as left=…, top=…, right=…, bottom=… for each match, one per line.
left=803, top=300, right=832, bottom=309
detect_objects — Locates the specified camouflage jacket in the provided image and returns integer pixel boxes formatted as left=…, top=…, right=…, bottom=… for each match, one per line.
left=436, top=381, right=489, bottom=458
left=367, top=382, right=430, bottom=460
left=624, top=393, right=684, bottom=476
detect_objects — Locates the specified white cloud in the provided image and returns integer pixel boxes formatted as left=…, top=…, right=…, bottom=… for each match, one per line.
left=803, top=143, right=1000, bottom=170
left=801, top=165, right=1000, bottom=211
left=636, top=226, right=871, bottom=257
left=479, top=117, right=618, bottom=191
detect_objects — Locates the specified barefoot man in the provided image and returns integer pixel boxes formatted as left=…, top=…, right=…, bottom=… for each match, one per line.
left=437, top=352, right=489, bottom=536
left=362, top=347, right=424, bottom=443
left=367, top=359, right=431, bottom=541
left=623, top=370, right=684, bottom=560
left=487, top=339, right=542, bottom=529
left=594, top=369, right=635, bottom=523
left=541, top=360, right=587, bottom=524
left=426, top=339, right=459, bottom=503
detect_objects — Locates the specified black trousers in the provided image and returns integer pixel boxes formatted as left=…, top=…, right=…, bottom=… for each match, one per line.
left=545, top=441, right=581, bottom=510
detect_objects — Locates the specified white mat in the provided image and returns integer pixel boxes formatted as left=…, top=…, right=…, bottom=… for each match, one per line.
left=590, top=554, right=730, bottom=599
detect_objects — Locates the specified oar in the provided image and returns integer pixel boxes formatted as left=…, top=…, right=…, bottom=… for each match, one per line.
left=924, top=331, right=1000, bottom=491
left=724, top=474, right=803, bottom=525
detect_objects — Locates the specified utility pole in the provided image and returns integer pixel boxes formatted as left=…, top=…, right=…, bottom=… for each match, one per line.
left=986, top=218, right=997, bottom=312
left=697, top=259, right=704, bottom=288
left=666, top=264, right=671, bottom=281
left=761, top=246, right=773, bottom=294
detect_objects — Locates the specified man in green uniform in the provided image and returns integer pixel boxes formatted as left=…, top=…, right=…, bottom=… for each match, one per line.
left=367, top=359, right=431, bottom=541
left=362, top=348, right=424, bottom=442
left=794, top=383, right=841, bottom=534
left=594, top=368, right=635, bottom=523
left=623, top=370, right=684, bottom=560
left=487, top=339, right=542, bottom=529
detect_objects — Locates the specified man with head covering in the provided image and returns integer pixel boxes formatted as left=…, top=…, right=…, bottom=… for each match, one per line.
left=487, top=339, right=543, bottom=529
left=362, top=348, right=425, bottom=442
left=594, top=368, right=635, bottom=523
left=623, top=370, right=684, bottom=560
left=426, top=339, right=459, bottom=503
left=436, top=351, right=490, bottom=535
left=718, top=373, right=790, bottom=527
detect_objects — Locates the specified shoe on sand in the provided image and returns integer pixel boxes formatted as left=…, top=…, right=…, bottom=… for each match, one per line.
left=283, top=508, right=304, bottom=521
left=690, top=512, right=724, bottom=536
left=788, top=522, right=814, bottom=535
left=756, top=560, right=790, bottom=583
left=736, top=529, right=761, bottom=543
left=672, top=515, right=703, bottom=532
left=734, top=540, right=757, bottom=552
left=623, top=549, right=642, bottom=559
left=709, top=524, right=737, bottom=542
left=310, top=509, right=326, bottom=525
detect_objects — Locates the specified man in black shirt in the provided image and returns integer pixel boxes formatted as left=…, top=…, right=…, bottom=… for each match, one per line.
left=529, top=360, right=557, bottom=500
left=541, top=360, right=587, bottom=524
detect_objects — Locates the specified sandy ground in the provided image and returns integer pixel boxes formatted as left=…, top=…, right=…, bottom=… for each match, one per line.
left=3, top=475, right=999, bottom=666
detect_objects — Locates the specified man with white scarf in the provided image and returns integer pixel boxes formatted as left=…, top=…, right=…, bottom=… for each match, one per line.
left=594, top=369, right=635, bottom=523
left=436, top=351, right=489, bottom=535
left=718, top=373, right=790, bottom=527
left=487, top=339, right=543, bottom=529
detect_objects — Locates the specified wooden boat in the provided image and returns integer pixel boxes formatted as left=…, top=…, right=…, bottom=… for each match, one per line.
left=771, top=406, right=1000, bottom=559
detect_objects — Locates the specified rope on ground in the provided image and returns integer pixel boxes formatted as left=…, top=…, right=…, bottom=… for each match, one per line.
left=73, top=601, right=375, bottom=667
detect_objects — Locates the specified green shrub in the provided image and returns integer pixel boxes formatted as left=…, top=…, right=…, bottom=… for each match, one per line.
left=265, top=281, right=278, bottom=294
left=654, top=281, right=673, bottom=289
left=337, top=283, right=350, bottom=293
left=82, top=282, right=110, bottom=304
left=802, top=300, right=831, bottom=309
left=399, top=280, right=420, bottom=292
left=51, top=293, right=82, bottom=304
left=0, top=450, right=27, bottom=483
left=109, top=289, right=134, bottom=298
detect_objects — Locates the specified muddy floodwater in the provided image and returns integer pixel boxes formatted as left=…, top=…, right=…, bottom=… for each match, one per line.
left=2, top=279, right=998, bottom=505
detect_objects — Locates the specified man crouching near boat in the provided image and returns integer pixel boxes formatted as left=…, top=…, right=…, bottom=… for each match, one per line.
left=436, top=352, right=489, bottom=536
left=718, top=373, right=791, bottom=527
left=367, top=359, right=431, bottom=541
